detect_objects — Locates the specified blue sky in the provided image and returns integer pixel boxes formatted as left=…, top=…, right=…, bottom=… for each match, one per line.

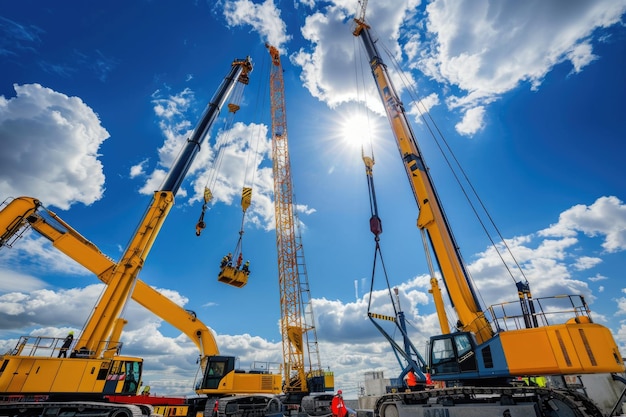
left=1, top=0, right=626, bottom=399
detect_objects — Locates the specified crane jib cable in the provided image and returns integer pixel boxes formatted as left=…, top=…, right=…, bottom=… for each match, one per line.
left=233, top=186, right=252, bottom=264
left=363, top=153, right=397, bottom=319
left=215, top=187, right=253, bottom=288
left=363, top=151, right=428, bottom=379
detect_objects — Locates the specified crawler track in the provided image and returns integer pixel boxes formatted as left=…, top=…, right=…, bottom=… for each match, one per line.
left=0, top=401, right=149, bottom=417
left=374, top=387, right=604, bottom=417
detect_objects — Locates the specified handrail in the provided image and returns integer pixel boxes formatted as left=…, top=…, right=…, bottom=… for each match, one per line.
left=3, top=335, right=123, bottom=359
left=487, top=294, right=592, bottom=332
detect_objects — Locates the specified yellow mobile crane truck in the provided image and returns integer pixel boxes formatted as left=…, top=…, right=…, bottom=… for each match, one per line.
left=0, top=57, right=285, bottom=417
left=353, top=2, right=626, bottom=416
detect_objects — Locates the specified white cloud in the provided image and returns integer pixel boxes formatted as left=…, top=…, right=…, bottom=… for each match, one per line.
left=467, top=233, right=592, bottom=309
left=574, top=256, right=602, bottom=271
left=0, top=231, right=92, bottom=280
left=617, top=292, right=626, bottom=316
left=0, top=269, right=47, bottom=293
left=588, top=274, right=608, bottom=283
left=455, top=105, right=485, bottom=136
left=186, top=122, right=275, bottom=231
left=408, top=92, right=440, bottom=123
left=0, top=284, right=103, bottom=331
left=421, top=0, right=626, bottom=99
left=291, top=2, right=418, bottom=116
left=454, top=197, right=626, bottom=316
left=138, top=168, right=167, bottom=195
left=540, top=196, right=626, bottom=253
left=223, top=0, right=291, bottom=50
left=567, top=41, right=597, bottom=74
left=293, top=0, right=626, bottom=136
left=0, top=84, right=109, bottom=210
left=130, top=159, right=148, bottom=178
left=137, top=83, right=279, bottom=230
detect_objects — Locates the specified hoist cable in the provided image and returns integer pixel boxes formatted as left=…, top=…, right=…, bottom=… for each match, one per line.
left=376, top=37, right=527, bottom=298
left=352, top=27, right=396, bottom=318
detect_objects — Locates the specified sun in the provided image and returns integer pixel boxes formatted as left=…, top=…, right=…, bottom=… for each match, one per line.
left=340, top=112, right=376, bottom=150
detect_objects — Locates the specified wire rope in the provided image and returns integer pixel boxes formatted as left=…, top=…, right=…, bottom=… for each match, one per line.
left=374, top=33, right=529, bottom=307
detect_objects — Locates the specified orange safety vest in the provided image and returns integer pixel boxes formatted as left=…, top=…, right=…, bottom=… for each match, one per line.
left=407, top=371, right=417, bottom=386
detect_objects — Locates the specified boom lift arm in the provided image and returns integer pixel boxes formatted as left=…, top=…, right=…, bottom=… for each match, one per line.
left=80, top=57, right=253, bottom=357
left=0, top=197, right=218, bottom=359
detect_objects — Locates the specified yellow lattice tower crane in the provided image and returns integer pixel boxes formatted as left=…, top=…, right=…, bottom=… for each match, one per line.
left=266, top=43, right=333, bottom=401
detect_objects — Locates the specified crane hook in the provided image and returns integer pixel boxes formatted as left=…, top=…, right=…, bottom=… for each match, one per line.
left=196, top=204, right=207, bottom=236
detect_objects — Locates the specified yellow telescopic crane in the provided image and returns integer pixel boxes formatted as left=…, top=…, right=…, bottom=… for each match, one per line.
left=352, top=1, right=625, bottom=415
left=0, top=57, right=272, bottom=417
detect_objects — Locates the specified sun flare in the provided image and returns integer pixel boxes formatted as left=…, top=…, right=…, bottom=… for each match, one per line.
left=340, top=113, right=375, bottom=150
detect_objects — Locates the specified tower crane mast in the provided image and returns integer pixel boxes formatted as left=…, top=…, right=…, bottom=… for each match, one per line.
left=266, top=43, right=332, bottom=399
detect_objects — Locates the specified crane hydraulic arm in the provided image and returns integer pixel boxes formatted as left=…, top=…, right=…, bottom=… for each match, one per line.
left=0, top=195, right=281, bottom=396
left=352, top=5, right=625, bottom=416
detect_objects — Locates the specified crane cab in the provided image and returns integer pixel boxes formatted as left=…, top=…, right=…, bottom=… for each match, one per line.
left=218, top=266, right=249, bottom=288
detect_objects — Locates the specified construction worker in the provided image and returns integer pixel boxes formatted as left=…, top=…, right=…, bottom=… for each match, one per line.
left=406, top=370, right=418, bottom=391
left=58, top=331, right=74, bottom=358
left=242, top=260, right=250, bottom=274
left=236, top=253, right=243, bottom=269
left=221, top=253, right=232, bottom=268
left=331, top=389, right=346, bottom=417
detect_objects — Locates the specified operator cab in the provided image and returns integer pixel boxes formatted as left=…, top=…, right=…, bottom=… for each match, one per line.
left=429, top=332, right=514, bottom=386
left=103, top=358, right=142, bottom=395
left=199, top=356, right=236, bottom=390
left=429, top=332, right=479, bottom=378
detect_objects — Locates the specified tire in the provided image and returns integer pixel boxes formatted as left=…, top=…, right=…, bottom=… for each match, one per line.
left=379, top=404, right=398, bottom=417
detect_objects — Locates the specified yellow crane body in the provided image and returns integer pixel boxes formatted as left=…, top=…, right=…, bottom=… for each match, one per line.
left=353, top=8, right=626, bottom=416
left=0, top=58, right=284, bottom=417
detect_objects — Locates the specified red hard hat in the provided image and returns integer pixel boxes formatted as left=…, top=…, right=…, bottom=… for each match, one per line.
left=337, top=390, right=342, bottom=395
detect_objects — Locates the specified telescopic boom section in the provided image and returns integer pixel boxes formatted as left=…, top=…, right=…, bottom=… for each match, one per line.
left=353, top=22, right=493, bottom=343
left=79, top=57, right=253, bottom=356
left=266, top=44, right=307, bottom=393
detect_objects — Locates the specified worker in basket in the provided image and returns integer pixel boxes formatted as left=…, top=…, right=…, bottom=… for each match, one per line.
left=220, top=253, right=232, bottom=268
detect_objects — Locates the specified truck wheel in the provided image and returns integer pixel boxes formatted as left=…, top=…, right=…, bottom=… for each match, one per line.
left=379, top=404, right=398, bottom=417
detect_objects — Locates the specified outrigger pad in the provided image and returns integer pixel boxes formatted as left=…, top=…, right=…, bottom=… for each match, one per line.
left=218, top=266, right=249, bottom=288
